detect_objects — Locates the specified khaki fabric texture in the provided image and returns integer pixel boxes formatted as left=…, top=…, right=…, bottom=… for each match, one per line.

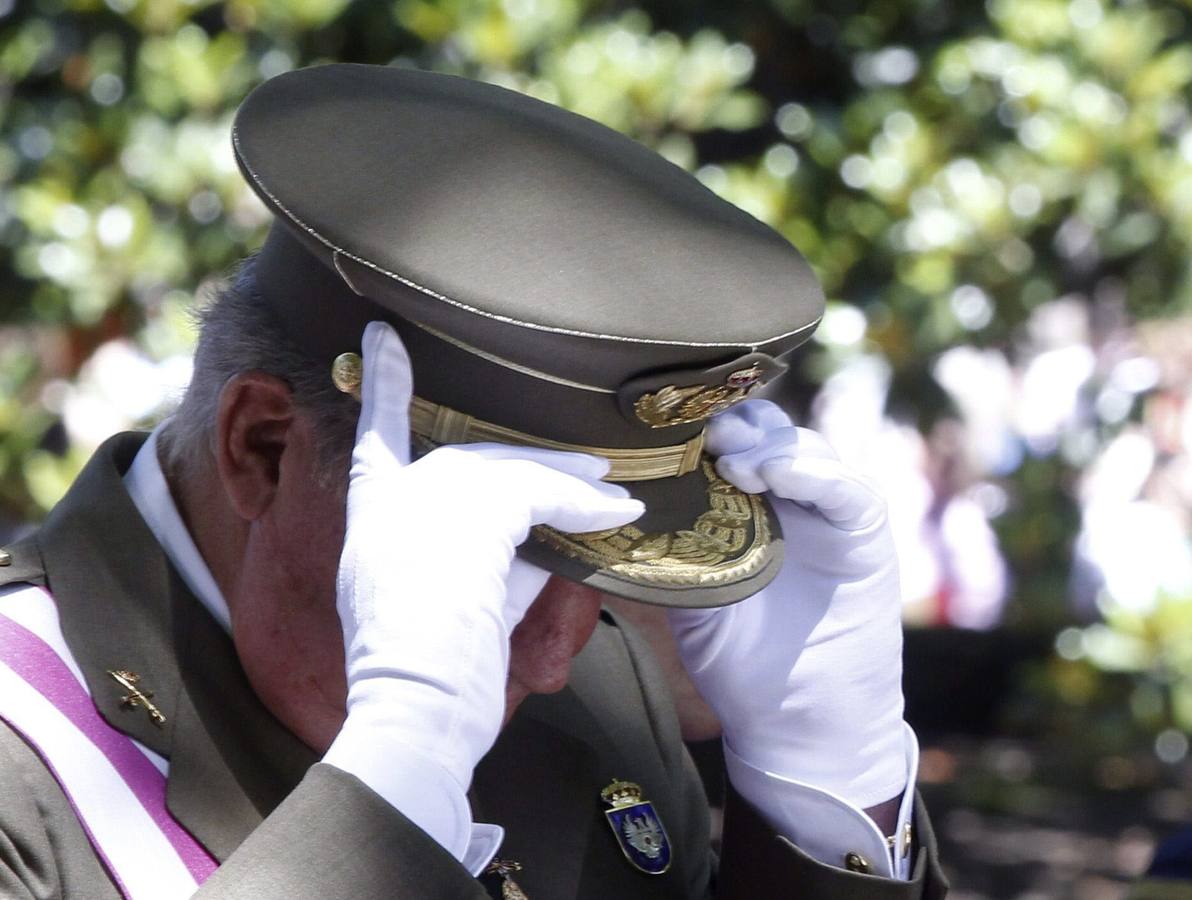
left=0, top=432, right=945, bottom=898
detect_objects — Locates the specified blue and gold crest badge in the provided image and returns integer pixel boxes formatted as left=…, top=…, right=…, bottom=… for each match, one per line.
left=601, top=779, right=671, bottom=875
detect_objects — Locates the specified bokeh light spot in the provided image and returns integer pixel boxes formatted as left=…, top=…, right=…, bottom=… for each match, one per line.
left=775, top=102, right=812, bottom=140
left=950, top=284, right=994, bottom=330
left=90, top=73, right=124, bottom=106
left=840, top=155, right=872, bottom=188
left=1155, top=729, right=1189, bottom=764
left=97, top=206, right=134, bottom=248
left=763, top=144, right=799, bottom=179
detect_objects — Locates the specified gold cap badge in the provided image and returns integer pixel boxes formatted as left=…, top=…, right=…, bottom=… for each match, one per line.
left=633, top=365, right=765, bottom=428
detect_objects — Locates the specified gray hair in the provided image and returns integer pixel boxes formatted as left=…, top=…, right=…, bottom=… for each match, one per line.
left=160, top=257, right=358, bottom=488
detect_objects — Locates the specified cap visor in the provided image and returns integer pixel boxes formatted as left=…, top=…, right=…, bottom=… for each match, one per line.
left=519, top=457, right=783, bottom=608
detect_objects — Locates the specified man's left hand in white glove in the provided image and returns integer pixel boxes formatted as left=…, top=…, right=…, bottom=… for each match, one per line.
left=668, top=399, right=918, bottom=878
left=325, top=321, right=645, bottom=868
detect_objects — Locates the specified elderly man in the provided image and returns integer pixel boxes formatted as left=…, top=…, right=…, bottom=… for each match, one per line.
left=0, top=65, right=946, bottom=898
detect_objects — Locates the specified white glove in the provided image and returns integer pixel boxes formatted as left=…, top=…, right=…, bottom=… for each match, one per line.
left=324, top=321, right=643, bottom=858
left=668, top=399, right=907, bottom=810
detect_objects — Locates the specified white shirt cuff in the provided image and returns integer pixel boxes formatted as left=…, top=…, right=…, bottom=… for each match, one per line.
left=323, top=721, right=503, bottom=876
left=724, top=722, right=920, bottom=879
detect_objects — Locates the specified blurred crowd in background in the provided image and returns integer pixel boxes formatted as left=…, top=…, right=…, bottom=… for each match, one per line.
left=1, top=0, right=1191, bottom=895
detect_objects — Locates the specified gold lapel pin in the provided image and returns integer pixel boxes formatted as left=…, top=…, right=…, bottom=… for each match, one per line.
left=106, top=669, right=166, bottom=727
left=483, top=858, right=529, bottom=900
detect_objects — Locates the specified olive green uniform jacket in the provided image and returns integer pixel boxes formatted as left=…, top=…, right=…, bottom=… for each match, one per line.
left=0, top=433, right=948, bottom=899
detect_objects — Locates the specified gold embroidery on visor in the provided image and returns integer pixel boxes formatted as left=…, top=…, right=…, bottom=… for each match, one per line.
left=531, top=461, right=771, bottom=586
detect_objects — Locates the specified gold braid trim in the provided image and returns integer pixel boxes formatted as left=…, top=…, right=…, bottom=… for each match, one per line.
left=407, top=397, right=704, bottom=483
left=330, top=351, right=703, bottom=481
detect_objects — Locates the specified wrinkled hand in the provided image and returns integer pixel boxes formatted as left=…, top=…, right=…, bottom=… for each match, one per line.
left=333, top=321, right=644, bottom=795
left=668, top=399, right=906, bottom=808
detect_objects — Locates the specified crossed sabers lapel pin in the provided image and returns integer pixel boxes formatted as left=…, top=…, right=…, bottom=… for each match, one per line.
left=106, top=669, right=166, bottom=727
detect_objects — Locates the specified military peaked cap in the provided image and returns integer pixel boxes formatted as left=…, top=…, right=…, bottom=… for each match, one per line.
left=232, top=63, right=824, bottom=607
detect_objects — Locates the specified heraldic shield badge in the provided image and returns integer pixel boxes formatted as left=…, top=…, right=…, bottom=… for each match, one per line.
left=601, top=779, right=672, bottom=875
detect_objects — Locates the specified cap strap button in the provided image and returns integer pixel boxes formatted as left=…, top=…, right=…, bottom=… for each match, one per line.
left=844, top=851, right=872, bottom=874
left=330, top=352, right=363, bottom=399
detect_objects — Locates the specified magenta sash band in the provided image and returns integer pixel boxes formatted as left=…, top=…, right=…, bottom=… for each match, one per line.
left=0, top=605, right=217, bottom=886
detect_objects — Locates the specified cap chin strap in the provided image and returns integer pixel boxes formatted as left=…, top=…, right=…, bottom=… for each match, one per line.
left=408, top=396, right=705, bottom=483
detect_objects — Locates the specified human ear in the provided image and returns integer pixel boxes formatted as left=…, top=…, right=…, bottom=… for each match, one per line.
left=213, top=372, right=296, bottom=521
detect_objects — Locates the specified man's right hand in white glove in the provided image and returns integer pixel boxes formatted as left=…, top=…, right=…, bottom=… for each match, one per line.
left=323, top=321, right=644, bottom=863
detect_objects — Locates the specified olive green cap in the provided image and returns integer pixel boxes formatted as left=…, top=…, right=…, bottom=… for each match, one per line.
left=232, top=63, right=825, bottom=607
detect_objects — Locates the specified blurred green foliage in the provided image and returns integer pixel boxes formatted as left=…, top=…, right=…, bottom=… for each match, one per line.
left=2, top=0, right=1191, bottom=748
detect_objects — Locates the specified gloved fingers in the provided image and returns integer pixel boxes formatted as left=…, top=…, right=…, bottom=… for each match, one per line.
left=526, top=479, right=644, bottom=534
left=533, top=499, right=644, bottom=534
left=502, top=557, right=554, bottom=627
left=452, top=442, right=613, bottom=482
left=759, top=456, right=886, bottom=532
left=713, top=427, right=796, bottom=493
left=705, top=399, right=794, bottom=456
left=354, top=321, right=414, bottom=469
left=397, top=444, right=635, bottom=516
left=417, top=448, right=640, bottom=531
left=787, top=426, right=839, bottom=460
left=484, top=459, right=642, bottom=533
left=714, top=426, right=838, bottom=493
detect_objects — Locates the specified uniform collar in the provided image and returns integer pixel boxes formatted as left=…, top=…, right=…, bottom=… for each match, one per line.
left=122, top=425, right=232, bottom=634
left=36, top=432, right=317, bottom=861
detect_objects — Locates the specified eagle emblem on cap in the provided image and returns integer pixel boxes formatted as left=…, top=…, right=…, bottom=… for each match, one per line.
left=634, top=365, right=765, bottom=428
